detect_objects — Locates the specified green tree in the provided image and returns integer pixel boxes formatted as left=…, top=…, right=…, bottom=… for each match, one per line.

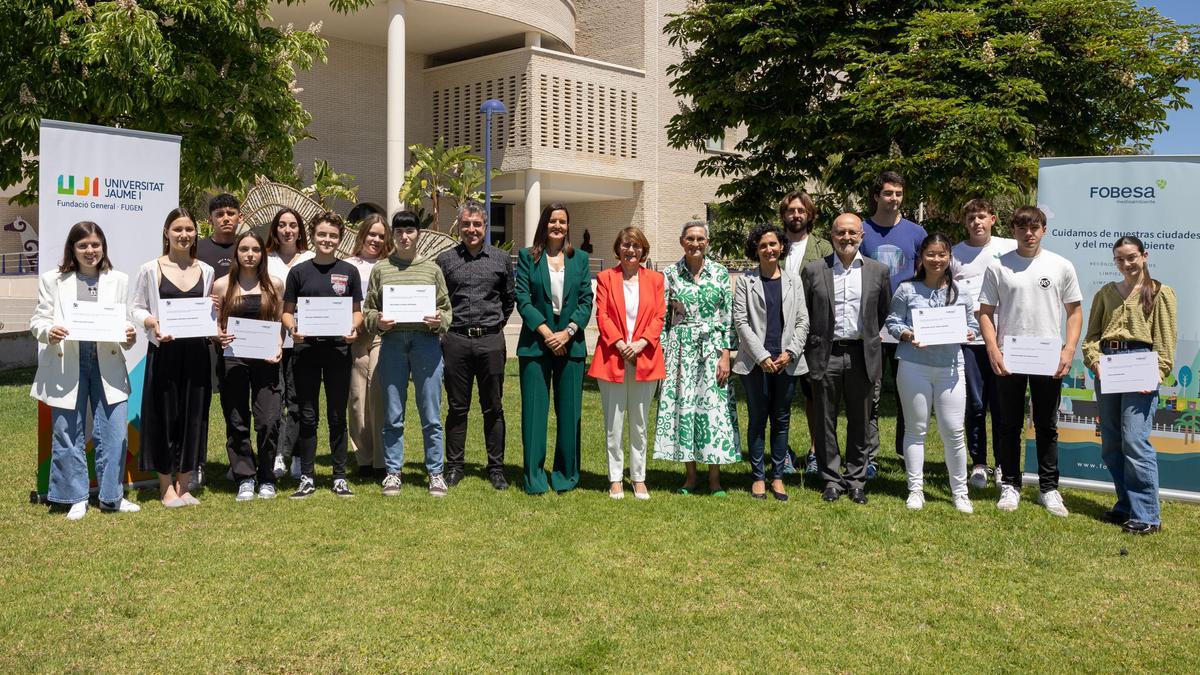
left=399, top=138, right=497, bottom=231
left=300, top=159, right=359, bottom=210
left=665, top=0, right=1200, bottom=222
left=0, top=0, right=370, bottom=206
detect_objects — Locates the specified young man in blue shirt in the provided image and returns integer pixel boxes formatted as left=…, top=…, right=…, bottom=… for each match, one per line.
left=860, top=171, right=927, bottom=472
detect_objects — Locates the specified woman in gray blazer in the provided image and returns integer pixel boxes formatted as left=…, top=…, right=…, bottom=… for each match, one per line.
left=733, top=223, right=809, bottom=501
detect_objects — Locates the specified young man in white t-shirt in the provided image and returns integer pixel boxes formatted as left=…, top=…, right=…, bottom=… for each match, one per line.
left=952, top=199, right=1017, bottom=490
left=978, top=206, right=1082, bottom=516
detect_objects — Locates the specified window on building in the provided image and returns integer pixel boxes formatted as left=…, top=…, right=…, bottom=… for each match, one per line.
left=704, top=135, right=724, bottom=153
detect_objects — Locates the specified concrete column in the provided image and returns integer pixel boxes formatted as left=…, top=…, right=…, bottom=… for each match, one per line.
left=386, top=0, right=407, bottom=217
left=525, top=32, right=541, bottom=49
left=524, top=170, right=541, bottom=247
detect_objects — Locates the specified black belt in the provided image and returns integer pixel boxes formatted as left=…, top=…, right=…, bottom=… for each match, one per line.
left=830, top=339, right=862, bottom=352
left=1102, top=340, right=1152, bottom=352
left=450, top=325, right=502, bottom=337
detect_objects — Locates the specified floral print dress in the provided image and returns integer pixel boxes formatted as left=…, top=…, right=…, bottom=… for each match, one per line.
left=652, top=258, right=741, bottom=464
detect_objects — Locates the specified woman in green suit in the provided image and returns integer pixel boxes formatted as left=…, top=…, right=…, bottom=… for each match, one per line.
left=515, top=203, right=594, bottom=494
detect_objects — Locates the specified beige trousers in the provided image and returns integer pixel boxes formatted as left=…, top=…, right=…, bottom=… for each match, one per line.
left=349, top=334, right=385, bottom=469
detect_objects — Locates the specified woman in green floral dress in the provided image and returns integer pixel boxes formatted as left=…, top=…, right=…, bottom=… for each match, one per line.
left=653, top=220, right=740, bottom=495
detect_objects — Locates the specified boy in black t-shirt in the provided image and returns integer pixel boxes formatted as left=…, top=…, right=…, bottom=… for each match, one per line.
left=281, top=212, right=363, bottom=499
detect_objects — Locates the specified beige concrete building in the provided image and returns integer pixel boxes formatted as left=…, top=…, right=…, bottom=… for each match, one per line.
left=0, top=0, right=737, bottom=336
left=275, top=0, right=738, bottom=266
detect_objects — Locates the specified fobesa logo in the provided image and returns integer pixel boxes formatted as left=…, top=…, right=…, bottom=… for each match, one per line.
left=1087, top=179, right=1165, bottom=202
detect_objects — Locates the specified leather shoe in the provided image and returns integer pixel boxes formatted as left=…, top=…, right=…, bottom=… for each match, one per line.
left=488, top=472, right=509, bottom=491
left=445, top=467, right=465, bottom=487
left=849, top=488, right=868, bottom=505
left=821, top=487, right=841, bottom=502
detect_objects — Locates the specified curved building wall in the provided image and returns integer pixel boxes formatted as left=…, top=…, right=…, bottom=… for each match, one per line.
left=425, top=0, right=576, bottom=51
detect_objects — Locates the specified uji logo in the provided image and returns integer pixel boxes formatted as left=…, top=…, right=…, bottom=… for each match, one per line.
left=57, top=174, right=100, bottom=197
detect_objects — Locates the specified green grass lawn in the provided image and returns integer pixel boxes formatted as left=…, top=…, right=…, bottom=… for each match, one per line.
left=1, top=362, right=1198, bottom=672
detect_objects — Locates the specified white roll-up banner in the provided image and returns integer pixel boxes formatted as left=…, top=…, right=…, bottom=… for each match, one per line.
left=1039, top=156, right=1200, bottom=502
left=35, top=120, right=181, bottom=497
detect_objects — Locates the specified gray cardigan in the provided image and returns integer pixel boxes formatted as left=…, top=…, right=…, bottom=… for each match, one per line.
left=732, top=268, right=810, bottom=376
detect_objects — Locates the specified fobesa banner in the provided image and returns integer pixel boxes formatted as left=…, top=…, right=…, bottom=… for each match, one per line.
left=1038, top=156, right=1200, bottom=502
left=35, top=120, right=181, bottom=499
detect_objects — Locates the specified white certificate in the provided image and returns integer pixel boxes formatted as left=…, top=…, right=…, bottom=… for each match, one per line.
left=158, top=297, right=217, bottom=339
left=64, top=302, right=126, bottom=343
left=383, top=284, right=436, bottom=323
left=297, top=296, right=352, bottom=337
left=224, top=318, right=282, bottom=361
left=1099, top=352, right=1159, bottom=394
left=912, top=306, right=969, bottom=346
left=1004, top=335, right=1060, bottom=376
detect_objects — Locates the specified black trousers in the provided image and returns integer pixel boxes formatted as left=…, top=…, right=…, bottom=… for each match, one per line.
left=995, top=373, right=1062, bottom=493
left=812, top=342, right=876, bottom=491
left=277, top=348, right=301, bottom=463
left=293, top=341, right=351, bottom=480
left=442, top=331, right=506, bottom=474
left=870, top=342, right=905, bottom=459
left=962, top=344, right=1001, bottom=467
left=220, top=356, right=281, bottom=484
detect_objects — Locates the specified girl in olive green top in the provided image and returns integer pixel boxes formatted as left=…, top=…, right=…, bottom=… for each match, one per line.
left=1082, top=236, right=1177, bottom=535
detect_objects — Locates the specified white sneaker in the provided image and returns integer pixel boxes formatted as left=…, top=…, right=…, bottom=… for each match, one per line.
left=969, top=465, right=988, bottom=490
left=273, top=455, right=286, bottom=479
left=993, top=465, right=1003, bottom=485
left=290, top=456, right=301, bottom=479
left=65, top=500, right=88, bottom=520
left=236, top=479, right=255, bottom=502
left=905, top=491, right=925, bottom=510
left=953, top=494, right=974, bottom=514
left=1038, top=489, right=1069, bottom=517
left=257, top=483, right=277, bottom=499
left=100, top=498, right=141, bottom=513
left=997, top=484, right=1021, bottom=511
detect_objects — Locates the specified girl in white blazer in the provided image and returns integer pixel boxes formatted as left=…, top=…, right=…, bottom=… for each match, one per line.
left=30, top=222, right=139, bottom=520
left=131, top=208, right=216, bottom=507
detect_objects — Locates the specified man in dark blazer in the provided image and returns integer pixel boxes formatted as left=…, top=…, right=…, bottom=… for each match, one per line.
left=801, top=213, right=892, bottom=504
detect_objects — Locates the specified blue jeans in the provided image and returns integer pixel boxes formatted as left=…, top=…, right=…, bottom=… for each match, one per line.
left=1097, top=349, right=1160, bottom=525
left=741, top=367, right=796, bottom=481
left=48, top=342, right=129, bottom=505
left=379, top=331, right=445, bottom=476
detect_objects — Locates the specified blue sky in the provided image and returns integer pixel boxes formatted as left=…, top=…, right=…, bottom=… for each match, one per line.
left=1142, top=0, right=1200, bottom=154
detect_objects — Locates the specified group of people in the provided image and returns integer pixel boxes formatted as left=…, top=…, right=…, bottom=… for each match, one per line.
left=30, top=171, right=1178, bottom=535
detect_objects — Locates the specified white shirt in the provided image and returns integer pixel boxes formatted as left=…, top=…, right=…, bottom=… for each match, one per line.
left=832, top=252, right=864, bottom=340
left=267, top=249, right=314, bottom=348
left=267, top=249, right=315, bottom=286
left=346, top=255, right=380, bottom=298
left=979, top=248, right=1082, bottom=347
left=783, top=236, right=809, bottom=278
left=623, top=277, right=640, bottom=342
left=549, top=268, right=565, bottom=316
left=952, top=237, right=1017, bottom=344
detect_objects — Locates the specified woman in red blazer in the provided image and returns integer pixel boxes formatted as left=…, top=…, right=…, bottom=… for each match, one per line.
left=587, top=227, right=666, bottom=500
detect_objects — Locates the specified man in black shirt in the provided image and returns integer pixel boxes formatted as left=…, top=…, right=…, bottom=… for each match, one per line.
left=191, top=192, right=241, bottom=490
left=436, top=200, right=516, bottom=489
left=197, top=193, right=240, bottom=278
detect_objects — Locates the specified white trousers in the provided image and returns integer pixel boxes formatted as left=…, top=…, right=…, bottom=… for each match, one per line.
left=896, top=359, right=968, bottom=497
left=597, top=368, right=658, bottom=482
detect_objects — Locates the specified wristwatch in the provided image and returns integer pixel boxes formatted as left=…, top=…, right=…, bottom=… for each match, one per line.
left=565, top=323, right=578, bottom=337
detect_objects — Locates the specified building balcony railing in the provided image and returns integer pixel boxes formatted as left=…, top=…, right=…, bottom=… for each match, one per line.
left=423, top=47, right=649, bottom=181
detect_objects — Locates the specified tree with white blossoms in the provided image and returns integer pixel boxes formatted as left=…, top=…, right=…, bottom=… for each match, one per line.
left=0, top=0, right=371, bottom=206
left=665, top=0, right=1200, bottom=224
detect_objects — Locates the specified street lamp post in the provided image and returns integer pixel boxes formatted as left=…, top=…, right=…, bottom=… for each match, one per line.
left=479, top=98, right=508, bottom=243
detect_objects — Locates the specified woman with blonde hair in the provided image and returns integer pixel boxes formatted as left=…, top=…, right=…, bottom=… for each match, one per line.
left=346, top=213, right=393, bottom=478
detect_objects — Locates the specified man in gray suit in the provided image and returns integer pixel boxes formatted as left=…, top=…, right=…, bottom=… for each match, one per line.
left=801, top=213, right=892, bottom=504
